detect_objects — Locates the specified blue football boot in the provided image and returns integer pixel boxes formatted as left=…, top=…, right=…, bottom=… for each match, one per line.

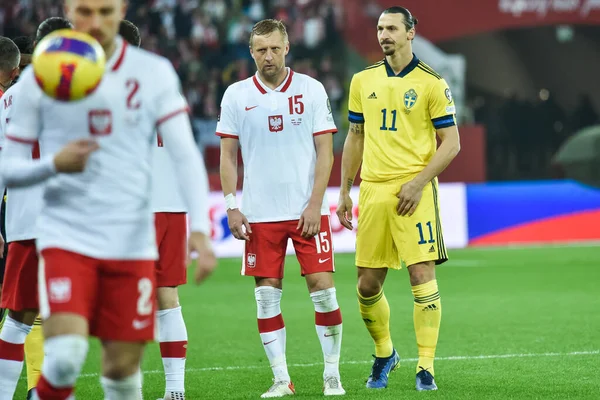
left=415, top=367, right=438, bottom=391
left=366, top=349, right=400, bottom=389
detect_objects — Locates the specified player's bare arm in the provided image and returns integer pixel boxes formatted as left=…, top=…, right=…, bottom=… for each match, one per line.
left=220, top=137, right=252, bottom=241
left=298, top=132, right=333, bottom=238
left=396, top=125, right=460, bottom=216
left=336, top=122, right=364, bottom=230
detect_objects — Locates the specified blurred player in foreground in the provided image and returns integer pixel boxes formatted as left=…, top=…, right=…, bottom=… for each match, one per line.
left=218, top=19, right=345, bottom=398
left=0, top=19, right=73, bottom=399
left=337, top=6, right=460, bottom=391
left=120, top=19, right=193, bottom=400
left=0, top=36, right=20, bottom=330
left=0, top=0, right=216, bottom=398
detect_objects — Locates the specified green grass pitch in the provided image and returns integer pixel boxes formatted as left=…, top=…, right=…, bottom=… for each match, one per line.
left=15, top=245, right=600, bottom=399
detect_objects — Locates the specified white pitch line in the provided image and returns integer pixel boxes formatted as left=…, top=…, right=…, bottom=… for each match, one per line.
left=59, top=350, right=596, bottom=380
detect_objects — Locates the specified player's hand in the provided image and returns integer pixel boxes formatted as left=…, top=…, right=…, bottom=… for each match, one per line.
left=53, top=139, right=99, bottom=173
left=297, top=204, right=321, bottom=238
left=227, top=208, right=252, bottom=240
left=396, top=180, right=424, bottom=216
left=189, top=232, right=217, bottom=284
left=336, top=192, right=354, bottom=230
left=0, top=233, right=4, bottom=258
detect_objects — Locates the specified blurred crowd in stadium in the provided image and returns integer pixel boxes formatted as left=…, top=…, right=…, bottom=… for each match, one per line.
left=1, top=0, right=599, bottom=182
left=1, top=0, right=347, bottom=151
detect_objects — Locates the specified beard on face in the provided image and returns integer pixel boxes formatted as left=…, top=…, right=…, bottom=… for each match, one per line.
left=262, top=63, right=280, bottom=77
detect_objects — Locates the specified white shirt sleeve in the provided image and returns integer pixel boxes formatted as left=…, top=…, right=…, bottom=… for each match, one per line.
left=215, top=85, right=239, bottom=139
left=311, top=81, right=337, bottom=136
left=154, top=59, right=190, bottom=124
left=0, top=70, right=55, bottom=188
left=154, top=61, right=210, bottom=235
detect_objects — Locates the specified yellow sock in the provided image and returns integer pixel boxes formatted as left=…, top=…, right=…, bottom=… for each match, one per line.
left=357, top=288, right=394, bottom=358
left=25, top=316, right=44, bottom=391
left=412, top=279, right=441, bottom=376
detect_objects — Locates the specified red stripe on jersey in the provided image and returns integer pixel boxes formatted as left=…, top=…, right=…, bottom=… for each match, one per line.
left=0, top=339, right=25, bottom=362
left=253, top=75, right=267, bottom=94
left=111, top=41, right=128, bottom=72
left=313, top=129, right=337, bottom=137
left=5, top=134, right=37, bottom=145
left=315, top=309, right=342, bottom=326
left=280, top=70, right=294, bottom=93
left=156, top=107, right=190, bottom=127
left=216, top=132, right=239, bottom=139
left=257, top=314, right=285, bottom=333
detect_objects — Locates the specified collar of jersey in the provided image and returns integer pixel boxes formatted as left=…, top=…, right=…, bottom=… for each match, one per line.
left=383, top=53, right=419, bottom=78
left=105, top=36, right=127, bottom=73
left=252, top=68, right=294, bottom=94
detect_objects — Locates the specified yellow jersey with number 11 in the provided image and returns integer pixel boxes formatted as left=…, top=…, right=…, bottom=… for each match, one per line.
left=348, top=54, right=456, bottom=182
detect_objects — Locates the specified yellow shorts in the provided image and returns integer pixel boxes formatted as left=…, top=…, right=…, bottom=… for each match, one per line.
left=355, top=176, right=448, bottom=269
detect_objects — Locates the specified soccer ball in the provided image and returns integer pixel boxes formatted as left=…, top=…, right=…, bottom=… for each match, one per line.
left=32, top=29, right=106, bottom=102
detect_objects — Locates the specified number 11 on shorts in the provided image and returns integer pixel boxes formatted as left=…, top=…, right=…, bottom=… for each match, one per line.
left=314, top=231, right=331, bottom=254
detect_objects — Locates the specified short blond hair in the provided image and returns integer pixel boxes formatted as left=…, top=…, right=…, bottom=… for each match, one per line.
left=249, top=19, right=288, bottom=47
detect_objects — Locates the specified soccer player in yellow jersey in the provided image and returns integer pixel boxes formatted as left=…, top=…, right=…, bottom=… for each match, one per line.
left=336, top=6, right=461, bottom=391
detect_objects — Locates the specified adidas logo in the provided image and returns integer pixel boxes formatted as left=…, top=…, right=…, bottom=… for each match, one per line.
left=368, top=92, right=377, bottom=99
left=362, top=318, right=375, bottom=324
left=422, top=304, right=438, bottom=312
left=428, top=245, right=435, bottom=253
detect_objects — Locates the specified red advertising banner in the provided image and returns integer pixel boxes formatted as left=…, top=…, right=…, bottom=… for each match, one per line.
left=377, top=0, right=600, bottom=42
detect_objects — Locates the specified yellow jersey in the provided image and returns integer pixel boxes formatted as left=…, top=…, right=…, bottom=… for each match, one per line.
left=348, top=54, right=456, bottom=182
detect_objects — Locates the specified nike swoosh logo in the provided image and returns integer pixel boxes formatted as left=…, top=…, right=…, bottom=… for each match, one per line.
left=263, top=339, right=277, bottom=345
left=324, top=333, right=339, bottom=337
left=132, top=319, right=151, bottom=330
left=245, top=105, right=258, bottom=111
left=318, top=258, right=331, bottom=264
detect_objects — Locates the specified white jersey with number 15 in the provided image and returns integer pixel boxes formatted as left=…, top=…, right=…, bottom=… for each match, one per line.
left=216, top=68, right=337, bottom=223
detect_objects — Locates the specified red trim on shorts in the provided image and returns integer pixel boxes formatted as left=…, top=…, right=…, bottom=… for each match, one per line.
left=315, top=309, right=342, bottom=326
left=313, top=129, right=337, bottom=136
left=159, top=341, right=188, bottom=358
left=253, top=75, right=267, bottom=94
left=257, top=314, right=285, bottom=333
left=5, top=134, right=37, bottom=145
left=111, top=41, right=127, bottom=71
left=216, top=132, right=239, bottom=139
left=0, top=339, right=24, bottom=362
left=279, top=70, right=294, bottom=93
left=156, top=107, right=190, bottom=127
left=37, top=375, right=73, bottom=399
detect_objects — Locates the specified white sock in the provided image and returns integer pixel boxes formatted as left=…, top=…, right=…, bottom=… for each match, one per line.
left=311, top=288, right=343, bottom=379
left=255, top=286, right=290, bottom=382
left=101, top=373, right=140, bottom=400
left=37, top=335, right=88, bottom=400
left=157, top=307, right=188, bottom=396
left=0, top=316, right=31, bottom=399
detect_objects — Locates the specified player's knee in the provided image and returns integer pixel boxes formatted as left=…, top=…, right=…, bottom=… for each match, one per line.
left=357, top=275, right=383, bottom=298
left=306, top=272, right=334, bottom=293
left=43, top=335, right=88, bottom=386
left=156, top=286, right=179, bottom=310
left=408, top=262, right=436, bottom=286
left=102, top=350, right=143, bottom=380
left=255, top=277, right=282, bottom=289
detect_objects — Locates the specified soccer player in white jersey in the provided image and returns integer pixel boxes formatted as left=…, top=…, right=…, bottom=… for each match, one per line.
left=120, top=19, right=189, bottom=400
left=0, top=0, right=217, bottom=399
left=0, top=35, right=21, bottom=329
left=0, top=18, right=73, bottom=400
left=218, top=19, right=345, bottom=398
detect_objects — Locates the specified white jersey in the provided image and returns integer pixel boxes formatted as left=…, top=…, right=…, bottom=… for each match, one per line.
left=216, top=69, right=337, bottom=222
left=3, top=37, right=197, bottom=259
left=0, top=82, right=44, bottom=242
left=151, top=133, right=186, bottom=213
